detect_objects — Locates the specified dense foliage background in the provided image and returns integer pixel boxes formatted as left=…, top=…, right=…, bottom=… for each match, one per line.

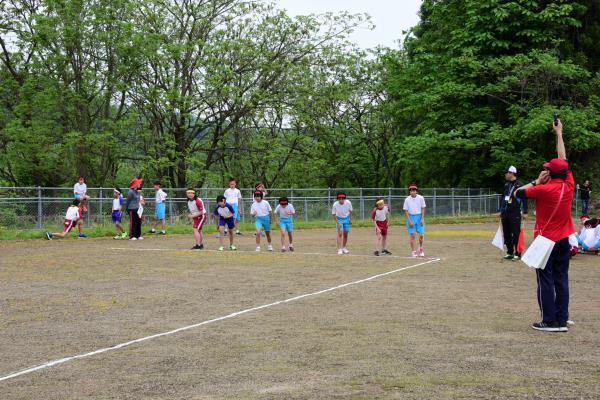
left=1, top=0, right=598, bottom=189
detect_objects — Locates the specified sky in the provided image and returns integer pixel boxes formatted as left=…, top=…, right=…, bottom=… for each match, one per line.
left=275, top=0, right=423, bottom=49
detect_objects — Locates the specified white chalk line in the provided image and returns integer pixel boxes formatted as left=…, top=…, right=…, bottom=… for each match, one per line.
left=109, top=247, right=438, bottom=260
left=0, top=258, right=441, bottom=383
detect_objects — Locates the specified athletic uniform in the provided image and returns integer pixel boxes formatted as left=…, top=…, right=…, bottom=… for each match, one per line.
left=155, top=189, right=167, bottom=220
left=403, top=195, right=426, bottom=234
left=274, top=203, right=295, bottom=232
left=332, top=200, right=353, bottom=231
left=224, top=188, right=242, bottom=221
left=372, top=205, right=390, bottom=236
left=63, top=206, right=81, bottom=233
left=500, top=179, right=528, bottom=256
left=73, top=182, right=87, bottom=200
left=112, top=196, right=124, bottom=223
left=188, top=197, right=207, bottom=230
left=251, top=200, right=272, bottom=232
left=214, top=204, right=236, bottom=230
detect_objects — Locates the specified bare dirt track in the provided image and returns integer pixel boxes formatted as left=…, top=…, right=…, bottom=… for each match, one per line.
left=1, top=223, right=599, bottom=399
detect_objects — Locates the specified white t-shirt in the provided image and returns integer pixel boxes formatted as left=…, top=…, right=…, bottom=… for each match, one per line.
left=74, top=182, right=87, bottom=196
left=274, top=204, right=295, bottom=218
left=65, top=206, right=80, bottom=221
left=332, top=200, right=353, bottom=218
left=155, top=189, right=167, bottom=204
left=403, top=195, right=426, bottom=215
left=372, top=206, right=390, bottom=222
left=580, top=226, right=600, bottom=248
left=224, top=188, right=242, bottom=205
left=112, top=197, right=123, bottom=211
left=251, top=200, right=272, bottom=217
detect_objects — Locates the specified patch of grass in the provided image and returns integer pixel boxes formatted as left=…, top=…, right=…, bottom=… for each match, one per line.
left=380, top=373, right=524, bottom=390
left=0, top=214, right=499, bottom=241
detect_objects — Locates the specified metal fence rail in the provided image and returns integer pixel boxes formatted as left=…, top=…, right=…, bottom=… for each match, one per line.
left=0, top=186, right=508, bottom=229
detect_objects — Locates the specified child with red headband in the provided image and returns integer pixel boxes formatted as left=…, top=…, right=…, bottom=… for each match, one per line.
left=332, top=192, right=353, bottom=255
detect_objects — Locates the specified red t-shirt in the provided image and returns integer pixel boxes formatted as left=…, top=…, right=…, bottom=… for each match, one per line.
left=524, top=171, right=575, bottom=241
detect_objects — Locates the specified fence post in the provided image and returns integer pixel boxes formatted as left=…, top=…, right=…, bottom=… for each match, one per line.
left=451, top=188, right=455, bottom=215
left=388, top=187, right=392, bottom=210
left=169, top=193, right=174, bottom=226
left=360, top=188, right=364, bottom=220
left=328, top=187, right=331, bottom=210
left=433, top=188, right=437, bottom=217
left=99, top=188, right=103, bottom=225
left=37, top=186, right=42, bottom=229
left=467, top=188, right=471, bottom=214
left=304, top=197, right=308, bottom=222
left=575, top=185, right=579, bottom=215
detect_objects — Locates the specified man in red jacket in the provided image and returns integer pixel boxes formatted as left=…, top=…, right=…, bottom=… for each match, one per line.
left=514, top=118, right=575, bottom=332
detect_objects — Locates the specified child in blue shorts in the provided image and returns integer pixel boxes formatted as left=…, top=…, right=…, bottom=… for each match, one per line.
left=111, top=188, right=127, bottom=239
left=213, top=195, right=237, bottom=251
left=403, top=184, right=427, bottom=257
left=274, top=197, right=295, bottom=252
left=251, top=191, right=273, bottom=252
left=150, top=181, right=167, bottom=235
left=332, top=192, right=353, bottom=255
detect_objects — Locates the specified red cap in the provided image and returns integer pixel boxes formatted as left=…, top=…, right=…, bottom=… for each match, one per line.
left=408, top=184, right=418, bottom=190
left=129, top=178, right=143, bottom=189
left=543, top=158, right=568, bottom=174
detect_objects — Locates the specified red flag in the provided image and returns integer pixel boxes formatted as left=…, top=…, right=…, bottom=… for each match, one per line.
left=517, top=229, right=525, bottom=254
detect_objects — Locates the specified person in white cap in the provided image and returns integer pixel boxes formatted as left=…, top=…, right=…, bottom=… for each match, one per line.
left=500, top=165, right=528, bottom=260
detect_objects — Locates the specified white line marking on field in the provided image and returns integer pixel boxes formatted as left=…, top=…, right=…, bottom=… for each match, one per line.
left=0, top=258, right=440, bottom=383
left=109, top=247, right=438, bottom=260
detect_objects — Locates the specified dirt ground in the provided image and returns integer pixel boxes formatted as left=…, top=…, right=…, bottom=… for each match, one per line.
left=0, top=223, right=599, bottom=399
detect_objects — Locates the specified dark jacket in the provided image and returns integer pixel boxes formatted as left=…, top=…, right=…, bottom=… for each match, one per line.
left=126, top=188, right=140, bottom=210
left=500, top=180, right=528, bottom=216
left=580, top=183, right=591, bottom=200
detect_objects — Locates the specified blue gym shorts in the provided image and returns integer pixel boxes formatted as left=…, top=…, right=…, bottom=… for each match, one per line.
left=155, top=202, right=166, bottom=220
left=336, top=216, right=351, bottom=232
left=407, top=214, right=425, bottom=235
left=255, top=215, right=271, bottom=232
left=228, top=203, right=241, bottom=221
left=279, top=217, right=293, bottom=232
left=219, top=217, right=236, bottom=230
left=111, top=211, right=122, bottom=223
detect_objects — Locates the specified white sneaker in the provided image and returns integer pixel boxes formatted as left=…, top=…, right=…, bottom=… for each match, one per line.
left=256, top=246, right=261, bottom=252
left=337, top=249, right=343, bottom=255
left=412, top=251, right=418, bottom=258
left=419, top=248, right=425, bottom=257
left=129, top=237, right=137, bottom=241
left=138, top=237, right=144, bottom=240
left=267, top=244, right=273, bottom=252
left=342, top=248, right=349, bottom=254
left=281, top=246, right=286, bottom=252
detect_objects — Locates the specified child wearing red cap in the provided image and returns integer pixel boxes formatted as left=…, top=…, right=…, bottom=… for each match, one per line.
left=332, top=192, right=353, bottom=255
left=403, top=184, right=426, bottom=257
left=186, top=188, right=207, bottom=250
left=126, top=177, right=144, bottom=240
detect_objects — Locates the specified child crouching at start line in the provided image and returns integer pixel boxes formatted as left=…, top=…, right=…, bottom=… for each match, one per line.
left=372, top=199, right=391, bottom=256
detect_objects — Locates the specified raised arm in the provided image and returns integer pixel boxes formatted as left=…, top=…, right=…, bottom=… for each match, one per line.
left=553, top=119, right=566, bottom=160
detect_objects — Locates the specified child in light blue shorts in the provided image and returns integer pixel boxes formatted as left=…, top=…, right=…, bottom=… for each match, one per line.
left=275, top=197, right=296, bottom=252
left=251, top=191, right=273, bottom=252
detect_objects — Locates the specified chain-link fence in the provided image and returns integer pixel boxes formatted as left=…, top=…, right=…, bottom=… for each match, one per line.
left=1, top=186, right=589, bottom=230
left=0, top=186, right=509, bottom=229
